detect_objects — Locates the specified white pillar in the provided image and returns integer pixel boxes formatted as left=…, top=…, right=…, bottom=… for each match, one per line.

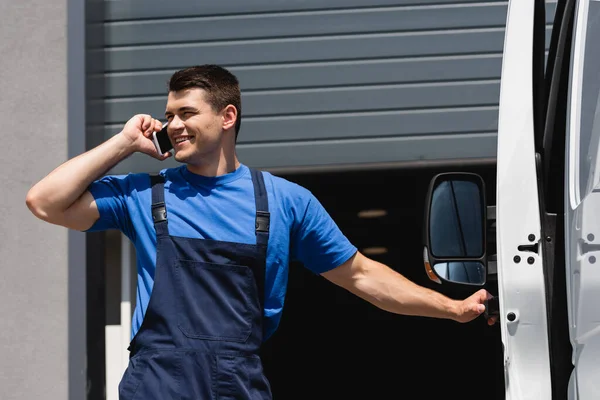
left=105, top=234, right=133, bottom=400
left=120, top=233, right=132, bottom=370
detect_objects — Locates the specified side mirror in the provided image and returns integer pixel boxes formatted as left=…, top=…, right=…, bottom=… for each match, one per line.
left=422, top=173, right=487, bottom=286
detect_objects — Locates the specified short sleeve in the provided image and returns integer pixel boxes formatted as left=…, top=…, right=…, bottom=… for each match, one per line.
left=85, top=174, right=137, bottom=239
left=290, top=192, right=357, bottom=274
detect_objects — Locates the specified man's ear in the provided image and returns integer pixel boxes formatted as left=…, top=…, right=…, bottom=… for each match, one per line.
left=222, top=105, right=237, bottom=131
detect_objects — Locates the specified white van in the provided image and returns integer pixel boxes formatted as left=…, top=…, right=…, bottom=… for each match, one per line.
left=421, top=0, right=600, bottom=398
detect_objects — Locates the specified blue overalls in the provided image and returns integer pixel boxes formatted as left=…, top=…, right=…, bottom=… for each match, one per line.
left=118, top=169, right=273, bottom=400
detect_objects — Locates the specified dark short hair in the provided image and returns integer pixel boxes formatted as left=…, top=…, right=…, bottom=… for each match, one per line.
left=168, top=65, right=242, bottom=139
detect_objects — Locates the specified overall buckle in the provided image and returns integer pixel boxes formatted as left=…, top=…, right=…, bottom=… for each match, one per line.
left=152, top=202, right=167, bottom=223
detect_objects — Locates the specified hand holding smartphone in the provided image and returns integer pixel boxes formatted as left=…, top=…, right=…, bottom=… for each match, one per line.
left=152, top=122, right=174, bottom=154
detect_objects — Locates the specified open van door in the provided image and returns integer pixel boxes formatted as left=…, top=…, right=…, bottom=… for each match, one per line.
left=423, top=0, right=553, bottom=397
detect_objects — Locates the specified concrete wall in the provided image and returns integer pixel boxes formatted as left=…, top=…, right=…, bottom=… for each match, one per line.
left=0, top=0, right=86, bottom=399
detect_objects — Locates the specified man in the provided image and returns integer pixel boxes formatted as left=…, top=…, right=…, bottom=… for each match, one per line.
left=26, top=64, right=495, bottom=399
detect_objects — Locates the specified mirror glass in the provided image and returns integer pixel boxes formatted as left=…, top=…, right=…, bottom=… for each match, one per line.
left=429, top=179, right=484, bottom=257
left=433, top=262, right=485, bottom=285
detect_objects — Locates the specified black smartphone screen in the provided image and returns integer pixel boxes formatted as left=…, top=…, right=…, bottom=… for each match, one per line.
left=156, top=124, right=173, bottom=153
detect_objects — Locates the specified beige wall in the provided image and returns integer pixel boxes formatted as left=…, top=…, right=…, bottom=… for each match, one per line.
left=0, top=0, right=86, bottom=398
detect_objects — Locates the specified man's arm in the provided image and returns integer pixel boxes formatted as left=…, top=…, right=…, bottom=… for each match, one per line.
left=26, top=114, right=168, bottom=231
left=321, top=251, right=494, bottom=324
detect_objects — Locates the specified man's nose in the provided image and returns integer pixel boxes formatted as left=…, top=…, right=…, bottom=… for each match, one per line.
left=168, top=116, right=185, bottom=131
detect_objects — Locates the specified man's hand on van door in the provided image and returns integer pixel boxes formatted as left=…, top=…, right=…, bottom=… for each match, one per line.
left=454, top=289, right=498, bottom=325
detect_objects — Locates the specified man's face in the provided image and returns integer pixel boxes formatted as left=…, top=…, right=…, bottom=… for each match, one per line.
left=164, top=88, right=224, bottom=165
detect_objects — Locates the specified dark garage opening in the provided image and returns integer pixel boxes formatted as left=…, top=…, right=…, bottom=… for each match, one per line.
left=260, top=163, right=504, bottom=400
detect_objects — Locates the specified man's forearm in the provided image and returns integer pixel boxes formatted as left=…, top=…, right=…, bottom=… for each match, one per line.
left=26, top=133, right=134, bottom=218
left=323, top=252, right=489, bottom=324
left=352, top=260, right=460, bottom=321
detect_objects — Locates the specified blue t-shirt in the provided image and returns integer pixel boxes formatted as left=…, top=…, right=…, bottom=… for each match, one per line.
left=86, top=164, right=357, bottom=341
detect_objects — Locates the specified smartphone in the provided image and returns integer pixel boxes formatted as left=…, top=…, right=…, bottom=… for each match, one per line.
left=152, top=122, right=173, bottom=154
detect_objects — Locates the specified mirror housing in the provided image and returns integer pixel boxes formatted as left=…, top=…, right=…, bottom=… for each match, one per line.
left=422, top=173, right=487, bottom=286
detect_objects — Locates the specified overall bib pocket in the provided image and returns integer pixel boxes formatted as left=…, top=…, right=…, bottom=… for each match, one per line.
left=175, top=259, right=254, bottom=342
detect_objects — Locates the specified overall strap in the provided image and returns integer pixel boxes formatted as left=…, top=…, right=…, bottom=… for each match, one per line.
left=150, top=173, right=169, bottom=237
left=250, top=168, right=270, bottom=248
left=250, top=168, right=269, bottom=326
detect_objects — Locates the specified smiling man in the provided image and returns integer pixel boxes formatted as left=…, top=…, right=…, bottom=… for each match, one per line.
left=26, top=64, right=494, bottom=399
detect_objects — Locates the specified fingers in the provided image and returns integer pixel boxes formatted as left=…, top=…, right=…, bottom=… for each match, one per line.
left=122, top=115, right=171, bottom=158
left=134, top=115, right=163, bottom=138
left=461, top=289, right=498, bottom=325
left=149, top=150, right=172, bottom=162
left=475, top=303, right=485, bottom=314
left=140, top=115, right=153, bottom=135
left=148, top=118, right=165, bottom=138
left=153, top=118, right=164, bottom=133
left=475, top=288, right=492, bottom=301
